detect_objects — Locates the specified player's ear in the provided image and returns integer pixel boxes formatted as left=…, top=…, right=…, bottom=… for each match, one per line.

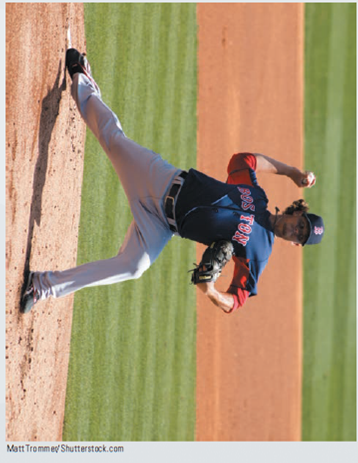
left=291, top=242, right=301, bottom=247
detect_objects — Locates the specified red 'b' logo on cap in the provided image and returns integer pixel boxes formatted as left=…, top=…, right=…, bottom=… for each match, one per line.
left=314, top=226, right=324, bottom=235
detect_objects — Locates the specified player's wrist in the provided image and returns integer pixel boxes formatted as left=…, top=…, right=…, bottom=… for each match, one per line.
left=206, top=283, right=217, bottom=298
left=283, top=164, right=296, bottom=179
left=205, top=287, right=235, bottom=312
left=198, top=283, right=225, bottom=306
left=287, top=166, right=301, bottom=183
left=197, top=281, right=215, bottom=295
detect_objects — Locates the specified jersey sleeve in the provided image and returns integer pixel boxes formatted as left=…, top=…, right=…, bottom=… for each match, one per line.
left=227, top=152, right=257, bottom=186
left=225, top=256, right=251, bottom=313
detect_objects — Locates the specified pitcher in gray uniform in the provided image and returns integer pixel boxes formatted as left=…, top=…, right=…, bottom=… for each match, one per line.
left=21, top=48, right=324, bottom=315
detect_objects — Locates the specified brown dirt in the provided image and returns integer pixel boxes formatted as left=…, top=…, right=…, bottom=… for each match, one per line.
left=196, top=3, right=304, bottom=441
left=6, top=3, right=86, bottom=441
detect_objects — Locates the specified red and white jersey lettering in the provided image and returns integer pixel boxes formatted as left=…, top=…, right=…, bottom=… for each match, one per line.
left=241, top=214, right=254, bottom=225
left=232, top=213, right=255, bottom=246
left=233, top=230, right=250, bottom=246
left=238, top=187, right=255, bottom=212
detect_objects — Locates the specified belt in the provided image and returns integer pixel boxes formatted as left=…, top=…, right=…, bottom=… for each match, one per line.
left=164, top=171, right=188, bottom=233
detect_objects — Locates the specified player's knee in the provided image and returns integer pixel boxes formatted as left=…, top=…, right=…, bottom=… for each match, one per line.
left=129, top=265, right=147, bottom=280
left=127, top=258, right=150, bottom=280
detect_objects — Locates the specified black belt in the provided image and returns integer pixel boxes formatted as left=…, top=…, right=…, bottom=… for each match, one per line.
left=165, top=171, right=188, bottom=233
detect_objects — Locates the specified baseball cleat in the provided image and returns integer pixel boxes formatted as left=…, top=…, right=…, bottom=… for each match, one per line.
left=66, top=48, right=90, bottom=79
left=65, top=48, right=99, bottom=92
left=21, top=272, right=40, bottom=314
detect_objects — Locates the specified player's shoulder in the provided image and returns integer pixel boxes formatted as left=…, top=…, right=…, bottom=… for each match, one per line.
left=227, top=153, right=257, bottom=185
left=227, top=152, right=256, bottom=174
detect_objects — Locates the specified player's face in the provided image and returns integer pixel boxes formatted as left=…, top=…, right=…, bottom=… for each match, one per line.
left=274, top=212, right=310, bottom=245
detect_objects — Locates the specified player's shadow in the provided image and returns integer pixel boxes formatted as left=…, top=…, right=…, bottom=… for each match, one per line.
left=21, top=60, right=67, bottom=295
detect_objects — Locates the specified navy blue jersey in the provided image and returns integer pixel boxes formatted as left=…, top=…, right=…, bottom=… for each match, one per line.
left=175, top=153, right=275, bottom=308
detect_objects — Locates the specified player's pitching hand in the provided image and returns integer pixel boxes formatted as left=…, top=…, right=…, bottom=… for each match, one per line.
left=301, top=171, right=316, bottom=188
left=292, top=169, right=316, bottom=188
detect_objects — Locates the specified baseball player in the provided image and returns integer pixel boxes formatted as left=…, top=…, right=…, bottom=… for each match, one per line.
left=21, top=48, right=325, bottom=314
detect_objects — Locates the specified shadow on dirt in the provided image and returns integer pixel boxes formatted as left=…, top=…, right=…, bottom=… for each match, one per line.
left=21, top=60, right=67, bottom=303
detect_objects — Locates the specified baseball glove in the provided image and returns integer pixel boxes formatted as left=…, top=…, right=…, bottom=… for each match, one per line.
left=190, top=240, right=234, bottom=285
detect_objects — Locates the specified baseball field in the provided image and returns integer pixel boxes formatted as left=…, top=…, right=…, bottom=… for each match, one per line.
left=5, top=1, right=356, bottom=449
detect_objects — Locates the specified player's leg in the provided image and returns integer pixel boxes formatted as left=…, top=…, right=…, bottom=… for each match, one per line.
left=20, top=50, right=182, bottom=313
left=21, top=204, right=172, bottom=311
left=70, top=71, right=180, bottom=207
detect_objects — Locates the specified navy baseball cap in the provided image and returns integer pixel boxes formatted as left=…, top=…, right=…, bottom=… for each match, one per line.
left=303, top=213, right=325, bottom=245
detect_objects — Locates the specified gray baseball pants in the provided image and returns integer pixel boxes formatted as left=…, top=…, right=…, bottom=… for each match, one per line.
left=33, top=73, right=181, bottom=300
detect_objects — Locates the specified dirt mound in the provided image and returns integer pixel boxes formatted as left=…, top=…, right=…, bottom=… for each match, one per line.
left=6, top=3, right=86, bottom=441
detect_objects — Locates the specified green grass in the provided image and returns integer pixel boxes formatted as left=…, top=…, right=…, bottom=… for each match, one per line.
left=303, top=3, right=356, bottom=441
left=63, top=3, right=197, bottom=441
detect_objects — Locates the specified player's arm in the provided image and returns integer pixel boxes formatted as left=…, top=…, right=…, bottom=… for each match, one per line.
left=197, top=282, right=236, bottom=313
left=197, top=255, right=251, bottom=313
left=254, top=153, right=316, bottom=188
left=192, top=244, right=250, bottom=313
left=197, top=280, right=249, bottom=314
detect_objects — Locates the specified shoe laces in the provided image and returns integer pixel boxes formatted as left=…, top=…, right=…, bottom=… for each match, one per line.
left=25, top=284, right=39, bottom=305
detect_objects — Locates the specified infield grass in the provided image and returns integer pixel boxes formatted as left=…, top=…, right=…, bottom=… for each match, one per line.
left=303, top=3, right=356, bottom=441
left=63, top=3, right=197, bottom=441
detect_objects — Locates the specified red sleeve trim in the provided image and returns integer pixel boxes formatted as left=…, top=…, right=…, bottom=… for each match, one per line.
left=224, top=256, right=251, bottom=312
left=225, top=289, right=250, bottom=313
left=229, top=256, right=250, bottom=289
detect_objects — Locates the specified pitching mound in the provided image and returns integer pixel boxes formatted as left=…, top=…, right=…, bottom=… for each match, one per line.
left=6, top=3, right=86, bottom=441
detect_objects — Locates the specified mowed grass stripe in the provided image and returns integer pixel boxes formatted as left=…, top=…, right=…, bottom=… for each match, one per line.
left=327, top=6, right=356, bottom=439
left=139, top=4, right=164, bottom=151
left=113, top=7, right=150, bottom=441
left=63, top=4, right=197, bottom=441
left=303, top=3, right=356, bottom=441
left=168, top=5, right=197, bottom=438
left=328, top=7, right=356, bottom=439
